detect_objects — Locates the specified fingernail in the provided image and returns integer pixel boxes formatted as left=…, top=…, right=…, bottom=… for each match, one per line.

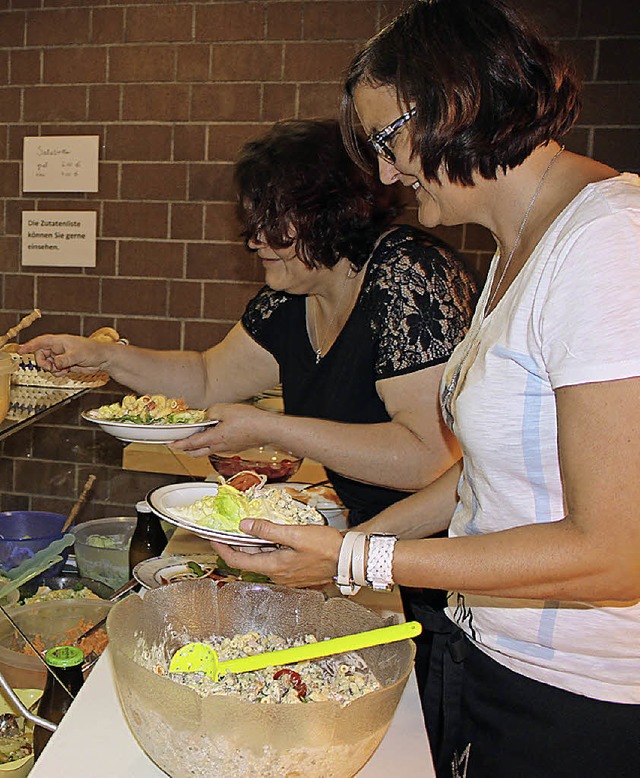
left=240, top=519, right=254, bottom=533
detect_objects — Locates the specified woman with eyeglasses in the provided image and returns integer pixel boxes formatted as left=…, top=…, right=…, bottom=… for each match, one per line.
left=23, top=118, right=475, bottom=530
left=211, top=2, right=640, bottom=776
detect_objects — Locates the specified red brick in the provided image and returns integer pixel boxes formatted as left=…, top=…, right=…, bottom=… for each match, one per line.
left=87, top=162, right=118, bottom=201
left=0, top=88, right=22, bottom=122
left=299, top=83, right=341, bottom=118
left=38, top=275, right=100, bottom=313
left=26, top=8, right=91, bottom=46
left=109, top=45, right=175, bottom=83
left=125, top=5, right=193, bottom=43
left=122, top=84, right=190, bottom=121
left=580, top=83, right=640, bottom=125
left=0, top=51, right=7, bottom=86
left=203, top=280, right=261, bottom=320
left=593, top=129, right=640, bottom=173
left=267, top=2, right=302, bottom=40
left=89, top=239, right=116, bottom=277
left=10, top=49, right=41, bottom=85
left=174, top=124, right=207, bottom=161
left=8, top=125, right=37, bottom=160
left=4, top=273, right=35, bottom=308
left=119, top=240, right=184, bottom=278
left=102, top=201, right=168, bottom=239
left=262, top=84, right=297, bottom=123
left=169, top=280, right=202, bottom=318
left=204, top=202, right=244, bottom=243
left=192, top=83, right=261, bottom=121
left=102, top=278, right=167, bottom=316
left=6, top=198, right=35, bottom=235
left=207, top=123, right=267, bottom=162
left=0, top=162, right=19, bottom=196
left=0, top=11, right=25, bottom=47
left=106, top=124, right=172, bottom=161
left=88, top=85, right=121, bottom=122
left=184, top=320, right=233, bottom=351
left=23, top=85, right=87, bottom=121
left=304, top=2, right=378, bottom=40
left=188, top=162, right=235, bottom=202
left=91, top=7, right=124, bottom=45
left=284, top=42, right=360, bottom=81
left=597, top=39, right=640, bottom=81
left=196, top=3, right=265, bottom=42
left=43, top=47, right=107, bottom=84
left=171, top=203, right=204, bottom=241
left=121, top=162, right=188, bottom=200
left=211, top=42, right=282, bottom=81
left=0, top=238, right=20, bottom=272
left=187, top=242, right=262, bottom=283
left=177, top=44, right=210, bottom=82
left=118, top=317, right=181, bottom=350
left=579, top=0, right=636, bottom=35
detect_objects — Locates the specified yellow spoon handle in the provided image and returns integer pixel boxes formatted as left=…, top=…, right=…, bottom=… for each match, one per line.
left=219, top=621, right=422, bottom=676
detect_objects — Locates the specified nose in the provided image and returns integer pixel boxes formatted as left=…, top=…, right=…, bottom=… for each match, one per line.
left=248, top=231, right=267, bottom=250
left=377, top=156, right=399, bottom=186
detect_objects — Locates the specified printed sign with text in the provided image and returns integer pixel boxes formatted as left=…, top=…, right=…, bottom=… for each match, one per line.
left=21, top=211, right=97, bottom=267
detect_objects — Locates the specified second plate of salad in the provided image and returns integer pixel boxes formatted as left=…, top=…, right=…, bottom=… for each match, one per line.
left=147, top=480, right=326, bottom=546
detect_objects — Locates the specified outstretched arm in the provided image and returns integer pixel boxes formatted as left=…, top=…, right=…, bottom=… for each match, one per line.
left=215, top=377, right=640, bottom=604
left=21, top=323, right=280, bottom=410
left=177, top=363, right=461, bottom=491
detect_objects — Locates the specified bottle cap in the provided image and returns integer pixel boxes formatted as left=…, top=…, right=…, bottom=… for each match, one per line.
left=136, top=500, right=152, bottom=513
left=44, top=645, right=84, bottom=668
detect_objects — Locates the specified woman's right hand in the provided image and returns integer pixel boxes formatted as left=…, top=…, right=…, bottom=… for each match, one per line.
left=19, top=334, right=109, bottom=375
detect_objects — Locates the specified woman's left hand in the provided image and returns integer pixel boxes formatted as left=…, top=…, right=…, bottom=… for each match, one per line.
left=211, top=520, right=344, bottom=588
left=171, top=403, right=275, bottom=457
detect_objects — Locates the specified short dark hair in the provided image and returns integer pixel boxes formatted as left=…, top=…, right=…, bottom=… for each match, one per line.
left=234, top=119, right=399, bottom=270
left=342, top=0, right=581, bottom=186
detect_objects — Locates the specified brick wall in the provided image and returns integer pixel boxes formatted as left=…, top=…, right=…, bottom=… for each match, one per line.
left=0, top=0, right=638, bottom=517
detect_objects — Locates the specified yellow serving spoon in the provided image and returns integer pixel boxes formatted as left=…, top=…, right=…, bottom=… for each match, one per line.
left=169, top=620, right=422, bottom=682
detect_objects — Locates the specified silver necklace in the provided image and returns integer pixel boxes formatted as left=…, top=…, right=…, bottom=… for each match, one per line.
left=485, top=145, right=564, bottom=314
left=441, top=145, right=564, bottom=429
left=309, top=270, right=354, bottom=364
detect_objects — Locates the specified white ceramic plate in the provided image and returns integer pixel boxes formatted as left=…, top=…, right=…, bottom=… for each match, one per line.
left=82, top=412, right=218, bottom=444
left=133, top=554, right=271, bottom=589
left=146, top=482, right=278, bottom=546
left=133, top=554, right=223, bottom=589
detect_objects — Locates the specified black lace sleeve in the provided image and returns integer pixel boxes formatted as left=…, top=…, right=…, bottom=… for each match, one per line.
left=364, top=226, right=477, bottom=380
left=241, top=285, right=291, bottom=351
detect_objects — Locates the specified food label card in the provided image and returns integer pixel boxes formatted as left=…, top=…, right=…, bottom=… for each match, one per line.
left=21, top=211, right=97, bottom=267
left=23, top=135, right=99, bottom=192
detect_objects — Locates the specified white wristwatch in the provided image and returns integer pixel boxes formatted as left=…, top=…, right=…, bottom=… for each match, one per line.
left=366, top=533, right=398, bottom=591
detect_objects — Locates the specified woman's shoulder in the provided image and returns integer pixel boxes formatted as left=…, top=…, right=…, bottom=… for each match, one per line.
left=367, top=224, right=475, bottom=292
left=241, top=285, right=298, bottom=333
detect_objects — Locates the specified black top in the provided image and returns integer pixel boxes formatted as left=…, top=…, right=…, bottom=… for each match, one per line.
left=242, top=225, right=477, bottom=521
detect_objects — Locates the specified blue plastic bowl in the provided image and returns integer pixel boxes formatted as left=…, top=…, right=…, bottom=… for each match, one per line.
left=0, top=512, right=69, bottom=578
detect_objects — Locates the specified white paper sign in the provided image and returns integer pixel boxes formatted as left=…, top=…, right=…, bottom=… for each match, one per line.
left=21, top=211, right=97, bottom=267
left=23, top=136, right=99, bottom=192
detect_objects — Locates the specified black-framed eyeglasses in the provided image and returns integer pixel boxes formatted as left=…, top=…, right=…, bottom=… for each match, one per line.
left=366, top=108, right=416, bottom=164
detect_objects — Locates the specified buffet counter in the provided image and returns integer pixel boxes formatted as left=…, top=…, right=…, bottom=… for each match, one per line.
left=31, top=528, right=436, bottom=777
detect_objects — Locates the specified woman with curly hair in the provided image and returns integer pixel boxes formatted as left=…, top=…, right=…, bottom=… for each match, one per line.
left=24, top=118, right=476, bottom=526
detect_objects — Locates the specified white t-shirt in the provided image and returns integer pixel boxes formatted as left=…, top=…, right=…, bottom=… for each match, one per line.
left=443, top=173, right=640, bottom=703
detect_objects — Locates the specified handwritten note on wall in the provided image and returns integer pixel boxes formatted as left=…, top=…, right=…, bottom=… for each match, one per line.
left=23, top=136, right=99, bottom=193
left=21, top=211, right=97, bottom=267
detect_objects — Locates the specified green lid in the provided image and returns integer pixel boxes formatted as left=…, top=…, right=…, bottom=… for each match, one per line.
left=44, top=645, right=84, bottom=668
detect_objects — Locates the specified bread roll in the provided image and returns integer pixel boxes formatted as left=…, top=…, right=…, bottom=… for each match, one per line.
left=89, top=327, right=120, bottom=343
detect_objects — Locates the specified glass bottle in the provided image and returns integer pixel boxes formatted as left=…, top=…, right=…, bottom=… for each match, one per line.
left=34, top=645, right=85, bottom=760
left=128, top=499, right=167, bottom=576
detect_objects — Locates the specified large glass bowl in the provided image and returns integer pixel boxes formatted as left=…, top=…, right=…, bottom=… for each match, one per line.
left=107, top=581, right=415, bottom=778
